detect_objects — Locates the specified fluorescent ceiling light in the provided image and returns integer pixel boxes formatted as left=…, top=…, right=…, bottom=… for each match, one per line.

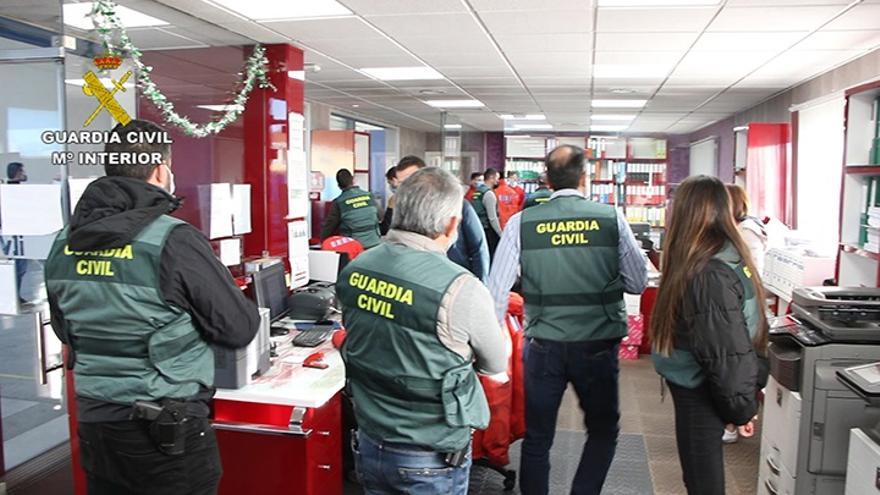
left=197, top=104, right=245, bottom=112
left=63, top=3, right=168, bottom=30
left=424, top=99, right=484, bottom=108
left=65, top=78, right=135, bottom=89
left=444, top=124, right=463, bottom=130
left=591, top=124, right=629, bottom=132
left=500, top=114, right=545, bottom=120
left=594, top=65, right=669, bottom=79
left=208, top=0, right=351, bottom=21
left=591, top=114, right=636, bottom=121
left=359, top=67, right=443, bottom=81
left=591, top=99, right=647, bottom=108
left=598, top=0, right=720, bottom=5
left=288, top=70, right=305, bottom=81
left=510, top=124, right=553, bottom=130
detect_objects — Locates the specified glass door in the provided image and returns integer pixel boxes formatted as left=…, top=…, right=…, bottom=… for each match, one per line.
left=0, top=42, right=69, bottom=475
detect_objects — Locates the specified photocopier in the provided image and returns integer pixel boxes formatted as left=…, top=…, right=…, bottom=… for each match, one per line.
left=759, top=287, right=880, bottom=495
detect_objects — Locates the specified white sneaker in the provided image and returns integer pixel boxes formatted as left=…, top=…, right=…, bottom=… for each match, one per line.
left=722, top=428, right=739, bottom=444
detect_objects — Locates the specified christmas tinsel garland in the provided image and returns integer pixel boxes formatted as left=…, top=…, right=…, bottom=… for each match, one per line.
left=89, top=0, right=273, bottom=138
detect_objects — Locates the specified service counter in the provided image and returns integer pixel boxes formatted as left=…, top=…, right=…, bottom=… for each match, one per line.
left=213, top=330, right=345, bottom=495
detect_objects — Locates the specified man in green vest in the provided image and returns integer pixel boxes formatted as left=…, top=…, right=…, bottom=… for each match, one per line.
left=469, top=168, right=503, bottom=258
left=488, top=145, right=647, bottom=495
left=45, top=120, right=260, bottom=495
left=338, top=167, right=509, bottom=495
left=321, top=169, right=382, bottom=249
left=524, top=174, right=552, bottom=208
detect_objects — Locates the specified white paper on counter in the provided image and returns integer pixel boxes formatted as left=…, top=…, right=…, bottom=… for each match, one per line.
left=219, top=238, right=241, bottom=266
left=231, top=184, right=251, bottom=235
left=0, top=184, right=64, bottom=236
left=68, top=177, right=97, bottom=212
left=0, top=261, right=18, bottom=314
left=288, top=220, right=310, bottom=288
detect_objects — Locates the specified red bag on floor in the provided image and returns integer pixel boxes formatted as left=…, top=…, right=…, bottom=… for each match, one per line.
left=508, top=293, right=526, bottom=442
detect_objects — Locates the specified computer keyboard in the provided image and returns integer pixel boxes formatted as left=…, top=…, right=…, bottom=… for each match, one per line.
left=292, top=329, right=332, bottom=348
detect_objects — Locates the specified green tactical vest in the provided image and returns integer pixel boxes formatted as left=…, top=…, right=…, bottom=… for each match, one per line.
left=652, top=244, right=761, bottom=388
left=44, top=216, right=214, bottom=405
left=335, top=187, right=381, bottom=249
left=470, top=184, right=491, bottom=230
left=337, top=243, right=490, bottom=451
left=520, top=195, right=626, bottom=342
left=525, top=188, right=552, bottom=209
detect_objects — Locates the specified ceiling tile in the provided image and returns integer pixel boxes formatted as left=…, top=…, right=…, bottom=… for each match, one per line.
left=596, top=7, right=717, bottom=33
left=508, top=51, right=591, bottom=77
left=263, top=17, right=380, bottom=41
left=342, top=0, right=465, bottom=16
left=480, top=10, right=592, bottom=35
left=127, top=27, right=207, bottom=50
left=692, top=31, right=807, bottom=51
left=365, top=13, right=483, bottom=39
left=395, top=35, right=495, bottom=55
left=798, top=30, right=880, bottom=51
left=749, top=49, right=863, bottom=79
left=726, top=0, right=850, bottom=5
left=595, top=32, right=698, bottom=52
left=471, top=0, right=588, bottom=11
left=436, top=66, right=515, bottom=78
left=495, top=33, right=592, bottom=52
left=823, top=4, right=880, bottom=30
left=671, top=50, right=773, bottom=78
left=708, top=6, right=843, bottom=32
left=594, top=51, right=681, bottom=66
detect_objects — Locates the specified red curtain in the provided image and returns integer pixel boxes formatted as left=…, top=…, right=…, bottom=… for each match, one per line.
left=746, top=123, right=791, bottom=224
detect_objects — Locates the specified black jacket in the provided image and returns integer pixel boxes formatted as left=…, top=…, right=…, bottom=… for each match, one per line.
left=675, top=259, right=769, bottom=425
left=49, top=176, right=260, bottom=421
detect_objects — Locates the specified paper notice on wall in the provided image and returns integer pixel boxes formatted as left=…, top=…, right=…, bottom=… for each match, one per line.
left=206, top=183, right=234, bottom=240
left=68, top=177, right=97, bottom=212
left=219, top=238, right=241, bottom=266
left=0, top=184, right=64, bottom=236
left=0, top=261, right=17, bottom=315
left=231, top=184, right=252, bottom=235
left=288, top=220, right=310, bottom=289
left=288, top=112, right=309, bottom=219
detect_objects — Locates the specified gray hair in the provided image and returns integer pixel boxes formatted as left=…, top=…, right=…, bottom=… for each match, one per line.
left=391, top=167, right=462, bottom=238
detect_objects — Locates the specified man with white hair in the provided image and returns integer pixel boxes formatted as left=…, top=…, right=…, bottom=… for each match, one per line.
left=337, top=167, right=508, bottom=495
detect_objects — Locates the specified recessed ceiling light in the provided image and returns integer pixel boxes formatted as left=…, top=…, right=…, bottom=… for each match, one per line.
left=591, top=99, right=647, bottom=108
left=197, top=104, right=245, bottom=112
left=424, top=99, right=485, bottom=108
left=500, top=114, right=546, bottom=120
left=419, top=89, right=447, bottom=96
left=594, top=65, right=668, bottom=79
left=611, top=88, right=637, bottom=94
left=63, top=3, right=168, bottom=30
left=591, top=124, right=629, bottom=132
left=444, top=124, right=463, bottom=130
left=359, top=67, right=443, bottom=81
left=591, top=114, right=636, bottom=121
left=510, top=123, right=553, bottom=130
left=598, top=0, right=720, bottom=5
left=65, top=78, right=135, bottom=89
left=352, top=104, right=360, bottom=108
left=207, top=0, right=352, bottom=21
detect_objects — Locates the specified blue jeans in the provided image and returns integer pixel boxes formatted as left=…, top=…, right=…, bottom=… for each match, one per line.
left=520, top=337, right=621, bottom=495
left=353, top=430, right=471, bottom=495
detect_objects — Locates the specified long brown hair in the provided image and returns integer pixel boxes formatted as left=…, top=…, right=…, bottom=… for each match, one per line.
left=726, top=184, right=750, bottom=222
left=651, top=176, right=768, bottom=356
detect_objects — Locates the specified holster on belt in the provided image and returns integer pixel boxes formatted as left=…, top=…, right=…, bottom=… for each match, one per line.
left=131, top=400, right=189, bottom=456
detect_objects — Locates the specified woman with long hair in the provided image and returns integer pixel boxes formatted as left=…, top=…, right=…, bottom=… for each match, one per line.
left=651, top=175, right=769, bottom=495
left=726, top=184, right=769, bottom=276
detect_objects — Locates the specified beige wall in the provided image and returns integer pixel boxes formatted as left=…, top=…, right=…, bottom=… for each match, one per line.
left=735, top=48, right=880, bottom=125
left=399, top=126, right=427, bottom=158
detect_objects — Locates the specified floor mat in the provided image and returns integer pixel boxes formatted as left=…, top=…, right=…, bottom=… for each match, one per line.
left=468, top=432, right=654, bottom=495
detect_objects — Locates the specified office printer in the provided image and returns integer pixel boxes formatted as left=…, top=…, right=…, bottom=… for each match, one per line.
left=759, top=287, right=880, bottom=495
left=837, top=363, right=880, bottom=495
left=287, top=282, right=336, bottom=320
left=214, top=307, right=272, bottom=390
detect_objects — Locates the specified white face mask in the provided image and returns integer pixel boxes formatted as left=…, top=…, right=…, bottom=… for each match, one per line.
left=164, top=164, right=176, bottom=196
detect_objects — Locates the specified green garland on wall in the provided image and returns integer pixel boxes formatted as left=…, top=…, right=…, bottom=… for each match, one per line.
left=88, top=0, right=274, bottom=138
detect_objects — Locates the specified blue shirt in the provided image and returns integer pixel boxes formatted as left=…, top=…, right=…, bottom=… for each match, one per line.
left=448, top=200, right=490, bottom=283
left=487, top=189, right=648, bottom=323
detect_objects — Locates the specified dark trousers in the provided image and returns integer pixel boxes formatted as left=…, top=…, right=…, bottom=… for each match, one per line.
left=668, top=382, right=726, bottom=495
left=485, top=228, right=500, bottom=261
left=78, top=418, right=221, bottom=495
left=519, top=337, right=621, bottom=495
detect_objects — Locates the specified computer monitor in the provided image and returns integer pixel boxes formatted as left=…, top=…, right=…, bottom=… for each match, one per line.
left=252, top=263, right=289, bottom=321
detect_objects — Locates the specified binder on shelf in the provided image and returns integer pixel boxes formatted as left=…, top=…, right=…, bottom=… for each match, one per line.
left=871, top=96, right=880, bottom=165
